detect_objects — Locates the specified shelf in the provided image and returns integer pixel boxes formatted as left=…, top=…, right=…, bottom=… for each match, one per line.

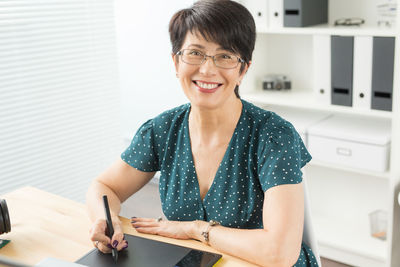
left=308, top=160, right=391, bottom=179
left=242, top=91, right=393, bottom=119
left=313, top=213, right=387, bottom=266
left=258, top=24, right=398, bottom=37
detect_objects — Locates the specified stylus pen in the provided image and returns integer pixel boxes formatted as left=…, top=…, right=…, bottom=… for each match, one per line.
left=103, top=195, right=118, bottom=263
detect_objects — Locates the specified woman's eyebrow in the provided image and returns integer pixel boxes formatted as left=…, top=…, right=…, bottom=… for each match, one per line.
left=187, top=44, right=230, bottom=52
left=187, top=44, right=205, bottom=49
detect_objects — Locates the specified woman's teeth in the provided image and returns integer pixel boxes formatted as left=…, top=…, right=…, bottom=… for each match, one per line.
left=196, top=81, right=219, bottom=89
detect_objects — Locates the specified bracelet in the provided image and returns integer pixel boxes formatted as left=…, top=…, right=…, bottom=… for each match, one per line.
left=201, top=220, right=220, bottom=244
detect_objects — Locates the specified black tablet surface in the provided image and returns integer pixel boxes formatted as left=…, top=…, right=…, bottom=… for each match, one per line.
left=76, top=234, right=222, bottom=267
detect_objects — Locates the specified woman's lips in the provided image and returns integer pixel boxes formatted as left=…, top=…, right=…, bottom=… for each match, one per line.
left=193, top=80, right=222, bottom=93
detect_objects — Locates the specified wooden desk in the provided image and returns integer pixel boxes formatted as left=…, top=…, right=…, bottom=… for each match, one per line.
left=0, top=187, right=255, bottom=266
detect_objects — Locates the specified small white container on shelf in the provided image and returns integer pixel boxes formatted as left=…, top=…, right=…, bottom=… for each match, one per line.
left=369, top=209, right=388, bottom=240
left=307, top=114, right=391, bottom=172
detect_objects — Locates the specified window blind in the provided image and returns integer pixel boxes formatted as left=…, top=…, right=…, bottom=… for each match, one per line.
left=0, top=0, right=121, bottom=202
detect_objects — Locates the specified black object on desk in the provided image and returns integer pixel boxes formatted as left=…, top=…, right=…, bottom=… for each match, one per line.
left=0, top=199, right=11, bottom=235
left=102, top=195, right=118, bottom=263
left=76, top=234, right=222, bottom=267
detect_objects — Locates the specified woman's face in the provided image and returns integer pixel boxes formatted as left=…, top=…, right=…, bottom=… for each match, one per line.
left=173, top=32, right=249, bottom=110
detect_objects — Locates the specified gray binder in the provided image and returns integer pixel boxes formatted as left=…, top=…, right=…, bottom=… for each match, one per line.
left=331, top=36, right=354, bottom=107
left=371, top=37, right=395, bottom=111
left=283, top=0, right=327, bottom=27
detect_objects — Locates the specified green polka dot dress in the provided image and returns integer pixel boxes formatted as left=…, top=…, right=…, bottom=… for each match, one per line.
left=122, top=99, right=318, bottom=266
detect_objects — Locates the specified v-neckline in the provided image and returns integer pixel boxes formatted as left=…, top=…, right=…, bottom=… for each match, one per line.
left=185, top=100, right=245, bottom=204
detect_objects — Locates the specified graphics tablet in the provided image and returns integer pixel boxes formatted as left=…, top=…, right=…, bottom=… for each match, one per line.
left=76, top=234, right=222, bottom=267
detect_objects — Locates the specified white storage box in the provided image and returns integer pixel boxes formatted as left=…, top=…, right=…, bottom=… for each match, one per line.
left=268, top=106, right=331, bottom=147
left=307, top=115, right=391, bottom=172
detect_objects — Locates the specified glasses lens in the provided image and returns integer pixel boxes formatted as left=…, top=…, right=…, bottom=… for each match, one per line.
left=181, top=50, right=204, bottom=65
left=179, top=49, right=241, bottom=69
left=215, top=54, right=239, bottom=69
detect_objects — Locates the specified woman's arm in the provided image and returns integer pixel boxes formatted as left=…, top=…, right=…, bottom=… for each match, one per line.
left=86, top=158, right=155, bottom=252
left=196, top=183, right=304, bottom=267
left=132, top=182, right=304, bottom=267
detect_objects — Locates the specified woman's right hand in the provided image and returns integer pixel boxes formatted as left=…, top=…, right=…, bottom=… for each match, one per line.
left=89, top=217, right=128, bottom=253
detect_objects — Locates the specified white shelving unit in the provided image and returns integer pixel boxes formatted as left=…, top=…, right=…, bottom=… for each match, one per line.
left=261, top=24, right=397, bottom=37
left=244, top=91, right=393, bottom=119
left=238, top=0, right=400, bottom=266
left=308, top=159, right=392, bottom=180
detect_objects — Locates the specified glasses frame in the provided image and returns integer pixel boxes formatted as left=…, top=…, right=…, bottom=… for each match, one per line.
left=176, top=49, right=245, bottom=69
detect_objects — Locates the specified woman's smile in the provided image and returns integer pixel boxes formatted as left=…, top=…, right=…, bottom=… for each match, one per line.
left=192, top=80, right=223, bottom=93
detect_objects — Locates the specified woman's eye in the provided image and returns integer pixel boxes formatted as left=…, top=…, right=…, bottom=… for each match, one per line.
left=189, top=50, right=202, bottom=56
left=220, top=54, right=233, bottom=59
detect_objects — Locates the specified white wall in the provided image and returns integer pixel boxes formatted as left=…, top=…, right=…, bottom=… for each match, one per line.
left=114, top=1, right=194, bottom=143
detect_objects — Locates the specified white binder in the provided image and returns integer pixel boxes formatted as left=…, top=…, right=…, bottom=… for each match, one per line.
left=269, top=0, right=283, bottom=28
left=353, top=36, right=373, bottom=110
left=313, top=35, right=331, bottom=105
left=245, top=0, right=269, bottom=32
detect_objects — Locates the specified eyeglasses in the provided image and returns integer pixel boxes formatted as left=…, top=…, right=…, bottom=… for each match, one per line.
left=176, top=49, right=244, bottom=69
left=334, top=18, right=365, bottom=26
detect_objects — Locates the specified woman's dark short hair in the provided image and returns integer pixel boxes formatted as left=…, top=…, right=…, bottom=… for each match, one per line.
left=169, top=0, right=256, bottom=98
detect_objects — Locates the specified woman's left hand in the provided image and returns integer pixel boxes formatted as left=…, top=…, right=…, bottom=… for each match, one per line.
left=131, top=217, right=196, bottom=240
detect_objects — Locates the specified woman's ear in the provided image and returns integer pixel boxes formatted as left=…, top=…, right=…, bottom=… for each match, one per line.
left=172, top=53, right=179, bottom=73
left=239, top=60, right=251, bottom=79
left=244, top=60, right=252, bottom=74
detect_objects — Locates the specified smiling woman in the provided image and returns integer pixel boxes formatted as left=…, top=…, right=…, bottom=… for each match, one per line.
left=86, top=1, right=318, bottom=266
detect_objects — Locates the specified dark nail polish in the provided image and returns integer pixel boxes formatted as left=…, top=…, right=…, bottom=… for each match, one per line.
left=107, top=244, right=113, bottom=249
left=131, top=216, right=137, bottom=219
left=113, top=240, right=118, bottom=248
left=123, top=243, right=128, bottom=249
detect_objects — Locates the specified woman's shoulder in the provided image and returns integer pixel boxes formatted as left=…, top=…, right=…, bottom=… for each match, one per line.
left=150, top=103, right=190, bottom=128
left=242, top=99, right=296, bottom=137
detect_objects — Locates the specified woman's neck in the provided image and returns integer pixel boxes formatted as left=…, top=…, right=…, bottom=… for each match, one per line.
left=189, top=97, right=242, bottom=146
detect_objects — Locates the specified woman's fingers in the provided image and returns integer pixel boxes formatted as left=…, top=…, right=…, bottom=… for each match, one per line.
left=110, top=217, right=125, bottom=250
left=131, top=220, right=160, bottom=228
left=135, top=226, right=159, bottom=235
left=90, top=231, right=111, bottom=244
left=89, top=219, right=111, bottom=244
left=96, top=241, right=112, bottom=253
left=116, top=239, right=129, bottom=251
left=130, top=216, right=162, bottom=228
left=131, top=217, right=158, bottom=222
left=90, top=218, right=129, bottom=252
left=131, top=219, right=192, bottom=240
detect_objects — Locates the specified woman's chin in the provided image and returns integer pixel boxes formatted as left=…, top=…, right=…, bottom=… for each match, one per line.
left=184, top=86, right=237, bottom=110
left=190, top=99, right=220, bottom=110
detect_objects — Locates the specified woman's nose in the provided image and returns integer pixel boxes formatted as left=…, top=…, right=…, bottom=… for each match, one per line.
left=199, top=56, right=217, bottom=75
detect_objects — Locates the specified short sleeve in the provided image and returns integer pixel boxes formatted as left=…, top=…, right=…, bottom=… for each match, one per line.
left=121, top=119, right=160, bottom=172
left=257, top=123, right=312, bottom=192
